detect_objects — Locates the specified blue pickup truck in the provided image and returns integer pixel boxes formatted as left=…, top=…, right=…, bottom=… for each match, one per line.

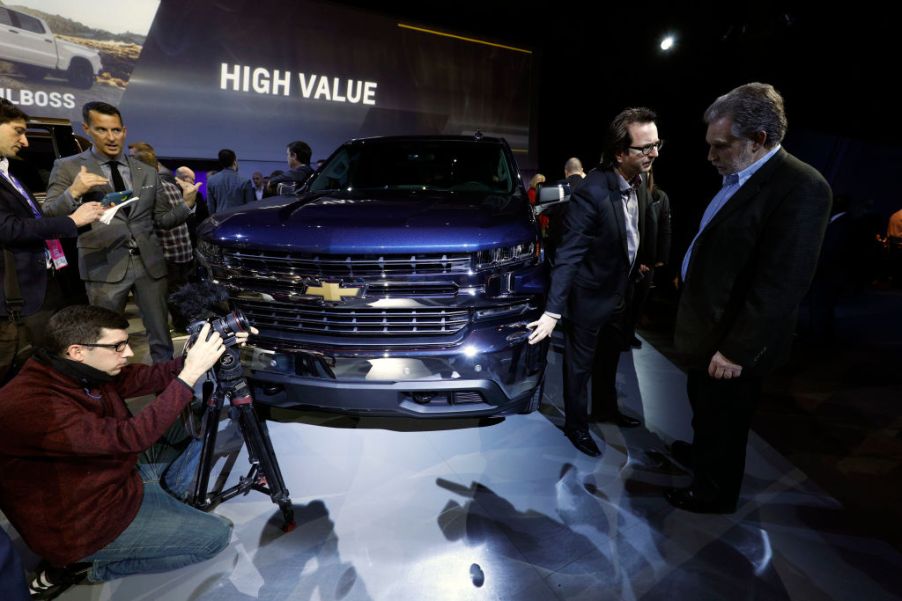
left=196, top=135, right=549, bottom=417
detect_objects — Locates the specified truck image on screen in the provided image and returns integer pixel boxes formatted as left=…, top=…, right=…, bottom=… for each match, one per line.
left=0, top=6, right=102, bottom=89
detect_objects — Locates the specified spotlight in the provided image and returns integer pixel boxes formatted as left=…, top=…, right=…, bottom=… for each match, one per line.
left=660, top=35, right=675, bottom=51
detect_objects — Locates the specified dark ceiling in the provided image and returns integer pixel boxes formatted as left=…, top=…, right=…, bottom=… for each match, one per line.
left=327, top=2, right=896, bottom=235
left=330, top=2, right=892, bottom=151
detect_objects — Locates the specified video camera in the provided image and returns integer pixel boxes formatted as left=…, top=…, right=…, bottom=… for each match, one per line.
left=187, top=309, right=250, bottom=349
left=171, top=280, right=249, bottom=347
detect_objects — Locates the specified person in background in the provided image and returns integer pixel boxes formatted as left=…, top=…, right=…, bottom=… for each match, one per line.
left=206, top=149, right=253, bottom=214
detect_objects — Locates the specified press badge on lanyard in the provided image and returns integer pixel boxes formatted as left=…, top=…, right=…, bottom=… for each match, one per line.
left=47, top=240, right=68, bottom=269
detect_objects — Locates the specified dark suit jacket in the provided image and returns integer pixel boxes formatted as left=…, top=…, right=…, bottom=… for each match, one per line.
left=0, top=174, right=78, bottom=316
left=637, top=187, right=671, bottom=268
left=675, top=149, right=832, bottom=373
left=43, top=149, right=191, bottom=283
left=546, top=167, right=647, bottom=331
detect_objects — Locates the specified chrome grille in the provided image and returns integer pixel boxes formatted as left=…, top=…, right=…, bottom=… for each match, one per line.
left=221, top=249, right=472, bottom=277
left=237, top=299, right=470, bottom=336
left=227, top=279, right=458, bottom=298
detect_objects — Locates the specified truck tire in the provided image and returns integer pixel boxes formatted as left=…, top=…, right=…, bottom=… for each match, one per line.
left=67, top=59, right=95, bottom=89
left=19, top=65, right=49, bottom=81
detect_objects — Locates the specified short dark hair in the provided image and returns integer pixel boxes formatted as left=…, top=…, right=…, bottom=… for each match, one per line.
left=601, top=107, right=657, bottom=169
left=217, top=148, right=237, bottom=169
left=704, top=82, right=786, bottom=148
left=47, top=305, right=129, bottom=355
left=287, top=141, right=311, bottom=164
left=82, top=101, right=122, bottom=125
left=0, top=97, right=28, bottom=125
left=129, top=141, right=158, bottom=168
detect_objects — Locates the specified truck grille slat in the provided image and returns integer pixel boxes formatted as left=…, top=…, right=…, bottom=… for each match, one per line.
left=227, top=278, right=458, bottom=298
left=222, top=249, right=472, bottom=277
left=236, top=300, right=470, bottom=336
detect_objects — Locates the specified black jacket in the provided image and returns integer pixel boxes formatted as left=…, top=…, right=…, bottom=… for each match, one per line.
left=0, top=172, right=77, bottom=317
left=675, top=149, right=832, bottom=373
left=546, top=167, right=647, bottom=330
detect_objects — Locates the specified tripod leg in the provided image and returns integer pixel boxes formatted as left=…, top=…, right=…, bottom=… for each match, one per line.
left=235, top=402, right=296, bottom=531
left=191, top=389, right=225, bottom=509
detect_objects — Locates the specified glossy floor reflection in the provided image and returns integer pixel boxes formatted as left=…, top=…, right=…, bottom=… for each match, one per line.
left=4, top=324, right=902, bottom=600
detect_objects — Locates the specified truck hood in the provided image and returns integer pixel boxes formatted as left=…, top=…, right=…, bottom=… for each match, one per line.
left=199, top=190, right=537, bottom=253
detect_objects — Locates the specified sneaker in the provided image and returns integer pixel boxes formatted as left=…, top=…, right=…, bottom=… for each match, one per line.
left=28, top=560, right=91, bottom=600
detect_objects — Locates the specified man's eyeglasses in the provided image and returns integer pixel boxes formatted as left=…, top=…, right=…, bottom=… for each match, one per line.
left=628, top=140, right=664, bottom=156
left=78, top=338, right=130, bottom=353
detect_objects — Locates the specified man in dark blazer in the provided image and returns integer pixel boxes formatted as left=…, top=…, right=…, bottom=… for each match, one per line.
left=0, top=99, right=104, bottom=349
left=668, top=83, right=832, bottom=513
left=43, top=102, right=197, bottom=361
left=528, top=108, right=662, bottom=456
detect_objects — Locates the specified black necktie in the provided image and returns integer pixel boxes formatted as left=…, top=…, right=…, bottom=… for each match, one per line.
left=106, top=160, right=126, bottom=192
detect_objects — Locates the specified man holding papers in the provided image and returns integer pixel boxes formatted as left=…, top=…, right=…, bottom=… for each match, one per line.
left=44, top=102, right=198, bottom=361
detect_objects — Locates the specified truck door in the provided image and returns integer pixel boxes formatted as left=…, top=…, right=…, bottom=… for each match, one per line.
left=2, top=9, right=57, bottom=70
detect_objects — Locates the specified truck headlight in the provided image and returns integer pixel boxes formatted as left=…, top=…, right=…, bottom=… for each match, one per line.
left=196, top=239, right=223, bottom=266
left=474, top=241, right=537, bottom=269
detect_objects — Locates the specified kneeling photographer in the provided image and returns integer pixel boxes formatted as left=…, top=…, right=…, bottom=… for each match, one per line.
left=0, top=304, right=253, bottom=599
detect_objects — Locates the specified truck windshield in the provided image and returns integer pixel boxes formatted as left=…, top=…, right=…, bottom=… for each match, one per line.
left=309, top=140, right=515, bottom=194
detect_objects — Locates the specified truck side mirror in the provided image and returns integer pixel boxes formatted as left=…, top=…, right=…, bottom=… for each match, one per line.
left=534, top=183, right=571, bottom=215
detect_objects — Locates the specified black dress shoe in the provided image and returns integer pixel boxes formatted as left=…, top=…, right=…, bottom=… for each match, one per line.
left=669, top=440, right=694, bottom=468
left=564, top=429, right=602, bottom=457
left=591, top=411, right=642, bottom=428
left=629, top=335, right=642, bottom=348
left=664, top=486, right=737, bottom=514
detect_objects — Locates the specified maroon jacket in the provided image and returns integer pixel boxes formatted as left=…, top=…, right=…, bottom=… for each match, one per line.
left=0, top=356, right=191, bottom=565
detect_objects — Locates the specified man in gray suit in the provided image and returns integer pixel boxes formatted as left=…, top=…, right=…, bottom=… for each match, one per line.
left=44, top=102, right=197, bottom=361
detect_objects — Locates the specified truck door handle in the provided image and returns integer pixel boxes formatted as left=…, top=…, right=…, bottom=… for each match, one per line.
left=45, top=39, right=53, bottom=43
left=7, top=29, right=18, bottom=34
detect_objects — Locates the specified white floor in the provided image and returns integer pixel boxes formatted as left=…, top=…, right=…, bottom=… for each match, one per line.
left=5, top=336, right=902, bottom=600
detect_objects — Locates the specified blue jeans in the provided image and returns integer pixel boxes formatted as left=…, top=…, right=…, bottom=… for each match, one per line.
left=81, top=441, right=232, bottom=582
left=1, top=527, right=29, bottom=601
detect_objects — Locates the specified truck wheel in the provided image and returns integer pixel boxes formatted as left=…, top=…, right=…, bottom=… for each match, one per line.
left=519, top=375, right=545, bottom=414
left=19, top=65, right=49, bottom=81
left=67, top=59, right=95, bottom=89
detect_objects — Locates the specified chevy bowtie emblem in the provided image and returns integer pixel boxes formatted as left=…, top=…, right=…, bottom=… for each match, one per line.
left=305, top=282, right=361, bottom=301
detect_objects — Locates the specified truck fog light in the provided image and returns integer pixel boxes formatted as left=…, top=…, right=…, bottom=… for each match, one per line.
left=242, top=345, right=288, bottom=372
left=413, top=393, right=434, bottom=404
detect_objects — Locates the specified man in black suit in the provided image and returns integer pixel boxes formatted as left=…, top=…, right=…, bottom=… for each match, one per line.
left=0, top=99, right=104, bottom=348
left=667, top=83, right=831, bottom=513
left=528, top=108, right=661, bottom=456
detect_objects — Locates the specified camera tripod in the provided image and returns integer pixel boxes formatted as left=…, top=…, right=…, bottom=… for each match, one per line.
left=187, top=345, right=296, bottom=532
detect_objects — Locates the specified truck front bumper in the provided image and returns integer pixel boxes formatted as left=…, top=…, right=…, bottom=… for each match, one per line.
left=242, top=323, right=548, bottom=417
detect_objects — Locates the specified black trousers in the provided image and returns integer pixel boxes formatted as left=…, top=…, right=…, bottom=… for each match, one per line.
left=686, top=368, right=761, bottom=503
left=22, top=270, right=64, bottom=348
left=562, top=317, right=627, bottom=433
left=165, top=259, right=196, bottom=331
